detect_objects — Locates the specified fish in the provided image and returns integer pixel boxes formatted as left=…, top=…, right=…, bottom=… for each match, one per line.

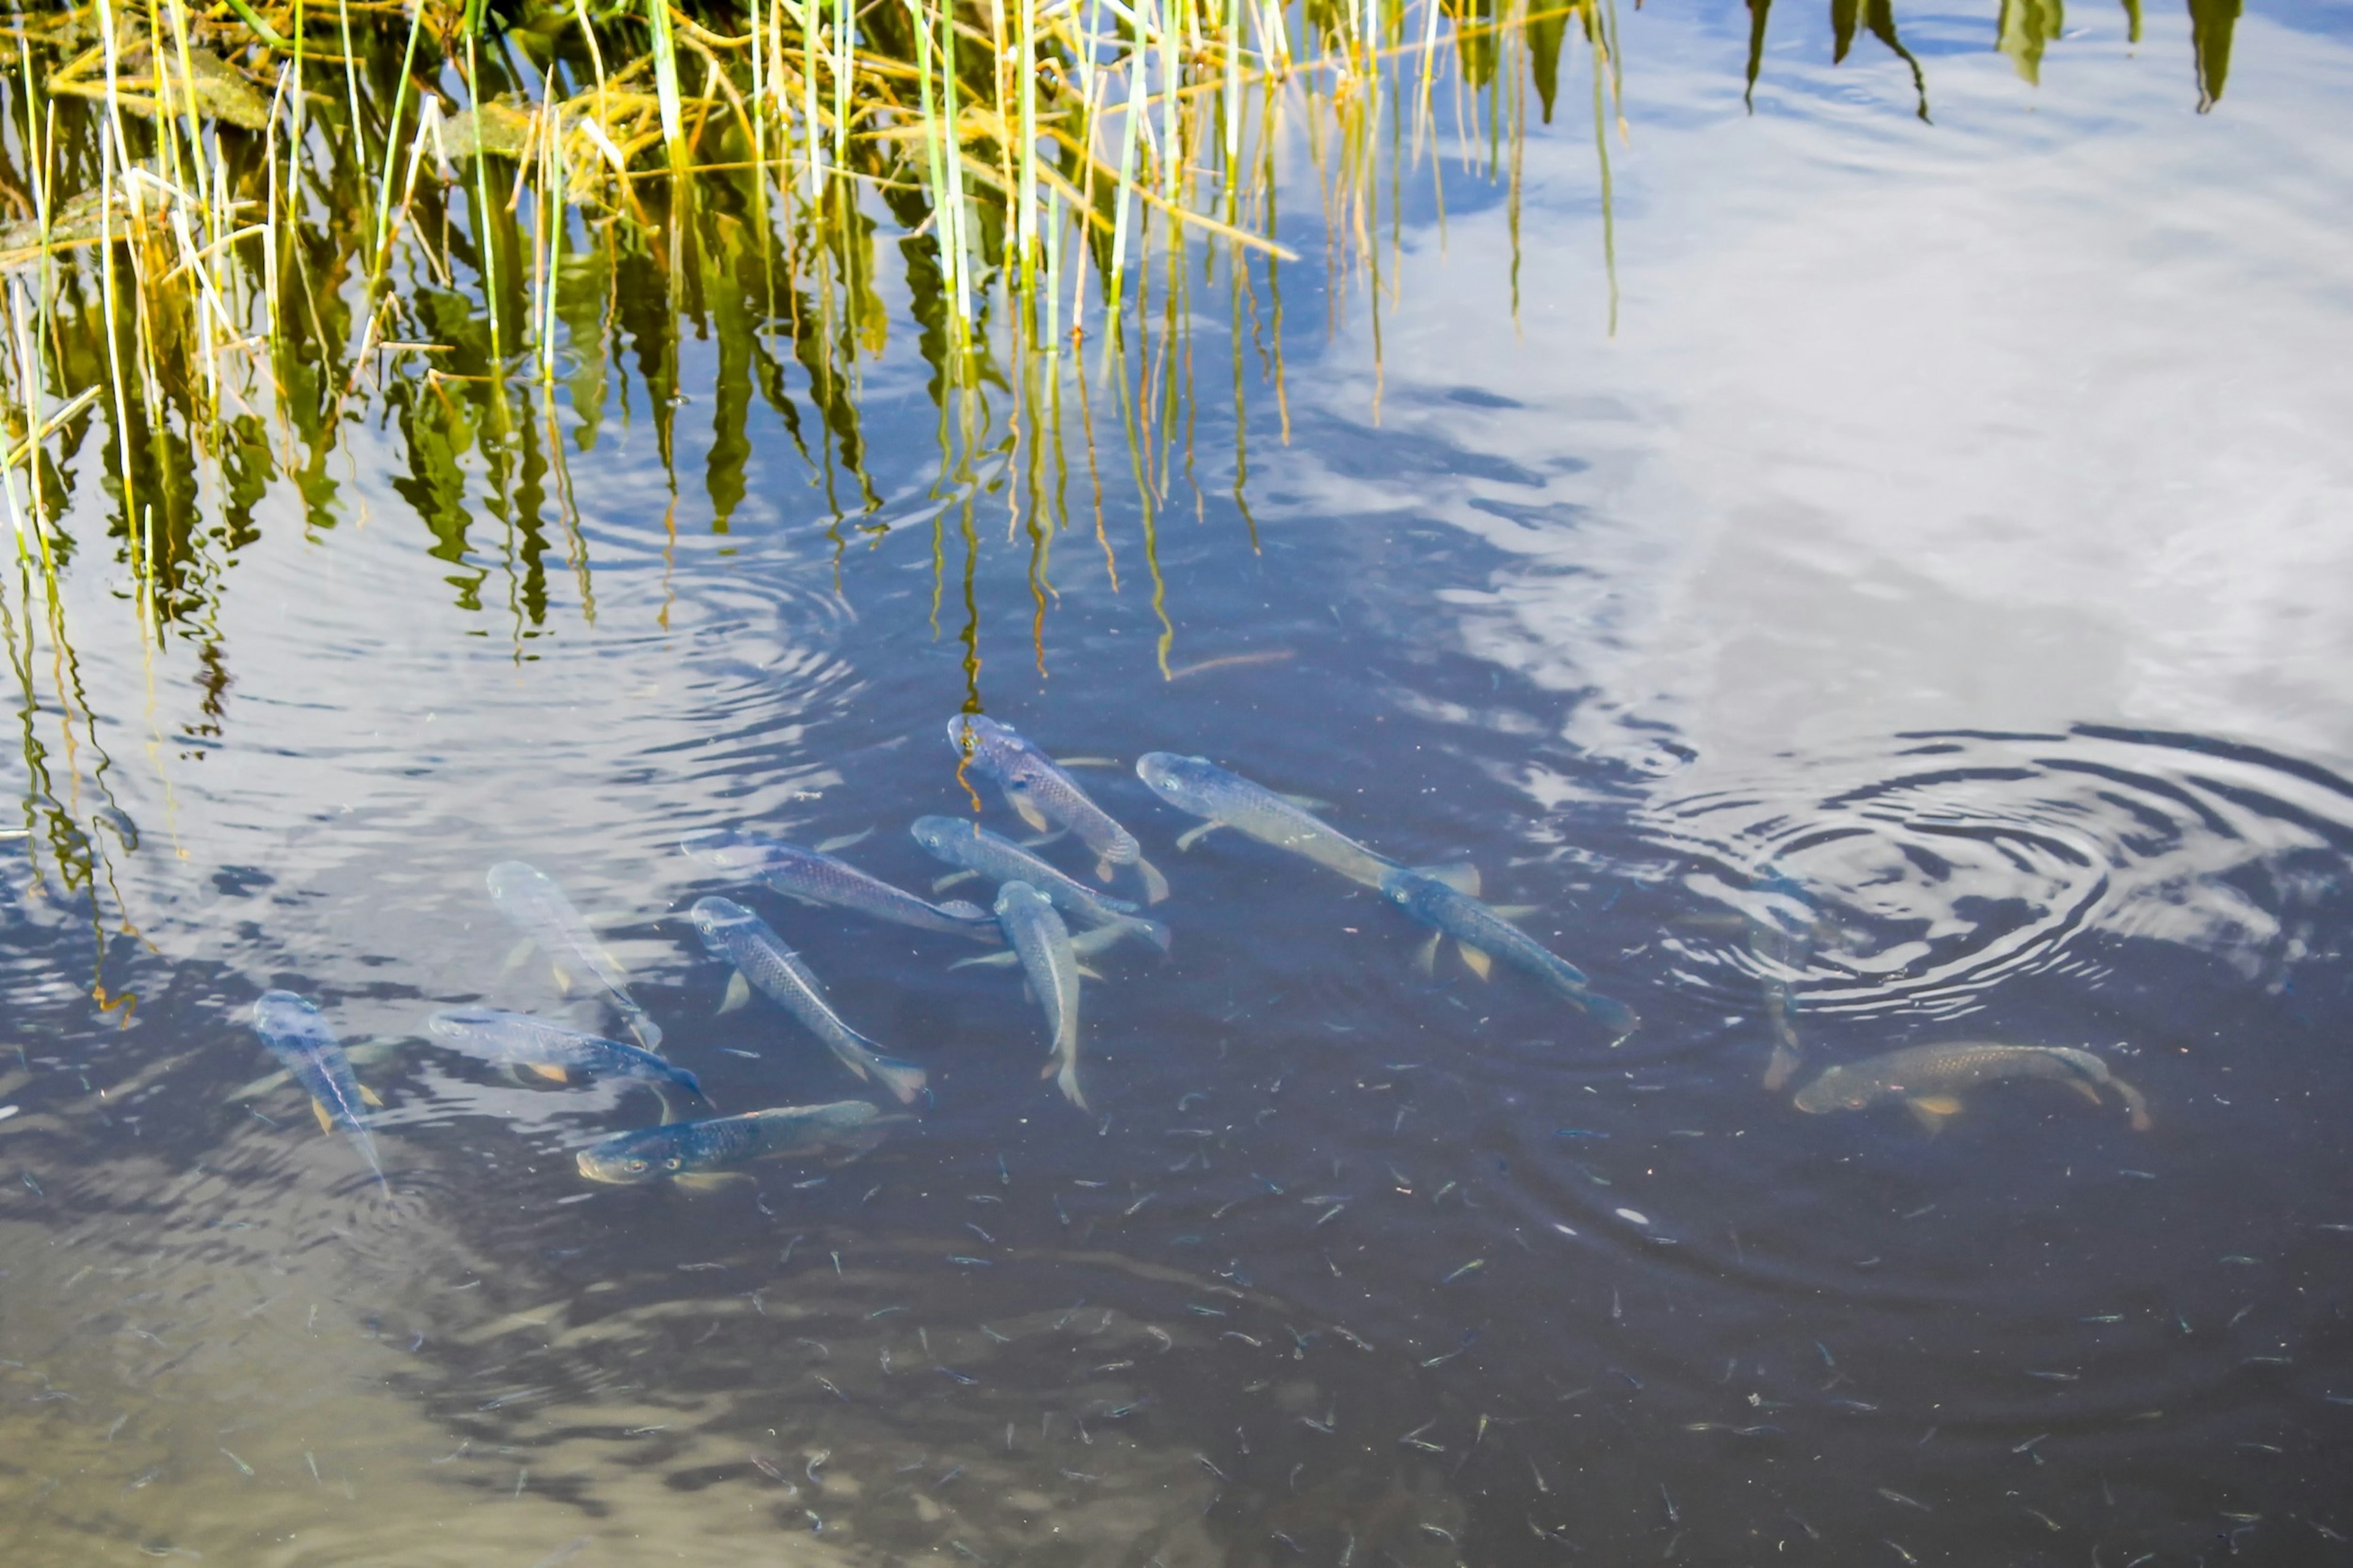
left=689, top=896, right=926, bottom=1103
left=575, top=1100, right=895, bottom=1186
left=909, top=816, right=1169, bottom=953
left=227, top=1038, right=404, bottom=1102
left=249, top=990, right=388, bottom=1194
left=995, top=882, right=1086, bottom=1110
left=1792, top=1043, right=2152, bottom=1132
left=1377, top=867, right=1639, bottom=1039
left=680, top=828, right=1001, bottom=943
left=1746, top=868, right=1821, bottom=1092
left=949, top=715, right=1169, bottom=903
left=485, top=861, right=662, bottom=1051
left=423, top=1008, right=707, bottom=1119
left=1135, top=752, right=1477, bottom=894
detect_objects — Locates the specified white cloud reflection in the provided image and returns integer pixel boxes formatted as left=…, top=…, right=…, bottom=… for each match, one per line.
left=1271, top=4, right=2353, bottom=775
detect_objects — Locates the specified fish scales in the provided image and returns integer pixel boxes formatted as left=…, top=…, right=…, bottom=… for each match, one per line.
left=911, top=817, right=1169, bottom=952
left=997, top=882, right=1086, bottom=1110
left=683, top=828, right=1000, bottom=941
left=950, top=716, right=1165, bottom=899
left=425, top=1008, right=704, bottom=1112
left=577, top=1102, right=889, bottom=1184
left=692, top=896, right=926, bottom=1103
left=1793, top=1043, right=2151, bottom=1130
left=251, top=991, right=389, bottom=1194
left=1380, top=869, right=1639, bottom=1038
left=1136, top=754, right=1398, bottom=887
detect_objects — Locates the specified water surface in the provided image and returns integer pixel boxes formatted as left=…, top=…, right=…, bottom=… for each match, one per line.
left=6, top=4, right=2353, bottom=1563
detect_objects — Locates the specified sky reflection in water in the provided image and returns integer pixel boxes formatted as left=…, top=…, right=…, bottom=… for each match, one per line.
left=4, top=5, right=2353, bottom=1565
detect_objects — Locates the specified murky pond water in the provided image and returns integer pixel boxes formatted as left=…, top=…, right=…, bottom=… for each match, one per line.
left=7, top=4, right=2353, bottom=1565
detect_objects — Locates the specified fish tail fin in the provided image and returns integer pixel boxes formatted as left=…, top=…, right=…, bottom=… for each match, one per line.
left=1045, top=1055, right=1089, bottom=1112
left=2112, top=1074, right=2153, bottom=1132
left=1578, top=992, right=1642, bottom=1043
left=1135, top=856, right=1172, bottom=906
left=1412, top=862, right=1482, bottom=896
left=865, top=1051, right=929, bottom=1105
left=348, top=1127, right=392, bottom=1197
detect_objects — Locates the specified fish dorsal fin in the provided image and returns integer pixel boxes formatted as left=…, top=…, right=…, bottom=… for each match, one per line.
left=718, top=970, right=752, bottom=1015
left=1175, top=822, right=1224, bottom=853
left=814, top=828, right=873, bottom=854
left=1458, top=942, right=1495, bottom=981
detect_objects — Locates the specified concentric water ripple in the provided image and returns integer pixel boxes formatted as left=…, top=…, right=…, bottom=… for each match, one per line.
left=1642, top=727, right=2353, bottom=1023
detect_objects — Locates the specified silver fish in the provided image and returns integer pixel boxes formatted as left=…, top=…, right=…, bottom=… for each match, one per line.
left=1792, top=1043, right=2152, bottom=1132
left=680, top=828, right=1001, bottom=942
left=909, top=816, right=1169, bottom=953
left=424, top=1008, right=707, bottom=1119
left=949, top=715, right=1168, bottom=903
left=250, top=991, right=389, bottom=1193
left=996, top=882, right=1086, bottom=1110
left=577, top=1100, right=894, bottom=1185
left=690, top=896, right=925, bottom=1104
left=1748, top=868, right=1820, bottom=1092
left=1379, top=868, right=1639, bottom=1040
left=486, top=861, right=662, bottom=1051
left=1135, top=752, right=1476, bottom=893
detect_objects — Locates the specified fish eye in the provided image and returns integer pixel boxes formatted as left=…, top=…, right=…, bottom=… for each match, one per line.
left=663, top=1157, right=683, bottom=1171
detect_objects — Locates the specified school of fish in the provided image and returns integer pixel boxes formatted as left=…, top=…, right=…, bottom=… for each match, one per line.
left=230, top=714, right=2147, bottom=1203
